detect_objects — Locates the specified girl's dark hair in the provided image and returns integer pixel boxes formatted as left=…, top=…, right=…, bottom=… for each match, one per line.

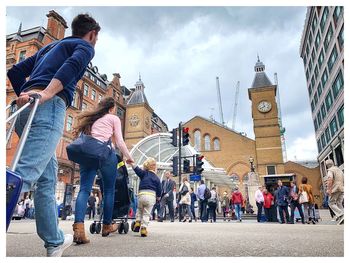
left=73, top=97, right=115, bottom=137
left=71, top=13, right=101, bottom=37
left=301, top=177, right=308, bottom=184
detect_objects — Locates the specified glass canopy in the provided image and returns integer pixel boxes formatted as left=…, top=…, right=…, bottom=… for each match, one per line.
left=127, top=133, right=234, bottom=190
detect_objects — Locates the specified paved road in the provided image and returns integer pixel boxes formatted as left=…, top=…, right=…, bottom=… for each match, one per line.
left=7, top=210, right=343, bottom=257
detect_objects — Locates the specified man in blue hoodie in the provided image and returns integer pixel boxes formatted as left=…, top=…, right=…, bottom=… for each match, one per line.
left=7, top=13, right=100, bottom=257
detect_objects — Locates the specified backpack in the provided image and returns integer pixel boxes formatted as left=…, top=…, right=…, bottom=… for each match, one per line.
left=204, top=188, right=211, bottom=200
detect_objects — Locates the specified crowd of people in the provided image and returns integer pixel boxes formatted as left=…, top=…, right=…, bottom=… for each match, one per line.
left=7, top=10, right=344, bottom=258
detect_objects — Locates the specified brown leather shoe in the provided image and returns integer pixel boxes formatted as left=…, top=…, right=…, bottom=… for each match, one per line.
left=102, top=223, right=118, bottom=237
left=72, top=223, right=90, bottom=244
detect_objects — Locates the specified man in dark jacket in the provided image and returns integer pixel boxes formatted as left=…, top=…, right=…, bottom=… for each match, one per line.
left=276, top=180, right=290, bottom=224
left=158, top=171, right=176, bottom=222
left=289, top=181, right=305, bottom=224
left=7, top=13, right=100, bottom=256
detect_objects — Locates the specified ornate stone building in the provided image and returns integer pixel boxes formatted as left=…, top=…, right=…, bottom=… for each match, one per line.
left=124, top=76, right=168, bottom=149
left=184, top=59, right=323, bottom=207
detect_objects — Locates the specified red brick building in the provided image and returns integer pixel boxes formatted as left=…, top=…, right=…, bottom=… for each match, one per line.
left=6, top=10, right=168, bottom=200
left=6, top=10, right=127, bottom=199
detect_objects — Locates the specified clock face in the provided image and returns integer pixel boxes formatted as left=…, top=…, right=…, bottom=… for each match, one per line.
left=258, top=101, right=272, bottom=113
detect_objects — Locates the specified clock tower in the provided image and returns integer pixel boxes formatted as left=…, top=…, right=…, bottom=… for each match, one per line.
left=248, top=58, right=285, bottom=176
left=125, top=75, right=153, bottom=149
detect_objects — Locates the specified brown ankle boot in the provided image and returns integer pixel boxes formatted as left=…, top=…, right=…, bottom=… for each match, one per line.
left=72, top=223, right=90, bottom=244
left=102, top=223, right=118, bottom=237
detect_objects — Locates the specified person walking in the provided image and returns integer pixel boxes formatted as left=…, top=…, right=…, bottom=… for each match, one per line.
left=325, top=160, right=344, bottom=224
left=298, top=177, right=316, bottom=224
left=7, top=13, right=100, bottom=256
left=130, top=158, right=162, bottom=237
left=255, top=186, right=264, bottom=222
left=263, top=187, right=274, bottom=222
left=207, top=187, right=218, bottom=223
left=196, top=180, right=208, bottom=222
left=276, top=180, right=290, bottom=224
left=179, top=177, right=193, bottom=222
left=159, top=171, right=176, bottom=222
left=289, top=181, right=305, bottom=224
left=72, top=97, right=133, bottom=243
left=87, top=193, right=96, bottom=220
left=221, top=191, right=230, bottom=221
left=231, top=187, right=244, bottom=222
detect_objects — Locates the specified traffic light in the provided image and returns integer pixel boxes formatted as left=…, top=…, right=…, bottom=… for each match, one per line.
left=194, top=154, right=204, bottom=175
left=172, top=156, right=179, bottom=176
left=182, top=127, right=190, bottom=146
left=183, top=159, right=190, bottom=173
left=170, top=128, right=178, bottom=147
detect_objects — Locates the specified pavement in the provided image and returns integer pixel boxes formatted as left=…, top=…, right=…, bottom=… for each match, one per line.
left=6, top=209, right=344, bottom=257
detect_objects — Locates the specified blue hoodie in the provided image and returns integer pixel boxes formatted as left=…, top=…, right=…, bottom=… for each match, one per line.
left=7, top=36, right=95, bottom=105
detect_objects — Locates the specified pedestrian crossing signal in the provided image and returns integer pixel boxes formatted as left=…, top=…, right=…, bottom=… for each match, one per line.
left=194, top=155, right=204, bottom=175
left=182, top=127, right=189, bottom=146
left=172, top=156, right=179, bottom=176
left=171, top=128, right=178, bottom=147
left=183, top=159, right=190, bottom=173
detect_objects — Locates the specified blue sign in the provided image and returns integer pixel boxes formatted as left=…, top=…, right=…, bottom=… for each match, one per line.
left=189, top=174, right=201, bottom=182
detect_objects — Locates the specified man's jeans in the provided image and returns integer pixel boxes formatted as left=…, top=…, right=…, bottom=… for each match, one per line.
left=278, top=205, right=290, bottom=223
left=75, top=151, right=118, bottom=225
left=256, top=201, right=263, bottom=222
left=15, top=96, right=66, bottom=248
left=199, top=199, right=208, bottom=222
left=234, top=204, right=242, bottom=220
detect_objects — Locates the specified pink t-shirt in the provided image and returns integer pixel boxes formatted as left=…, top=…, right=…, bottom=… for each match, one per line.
left=91, top=114, right=132, bottom=160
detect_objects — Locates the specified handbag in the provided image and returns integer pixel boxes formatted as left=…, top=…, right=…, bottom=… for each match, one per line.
left=180, top=185, right=189, bottom=196
left=66, top=133, right=112, bottom=168
left=299, top=190, right=309, bottom=204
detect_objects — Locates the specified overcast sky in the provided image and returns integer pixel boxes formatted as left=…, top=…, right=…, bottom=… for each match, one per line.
left=6, top=6, right=318, bottom=161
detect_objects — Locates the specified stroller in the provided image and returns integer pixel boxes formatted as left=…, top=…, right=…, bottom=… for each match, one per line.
left=89, top=154, right=135, bottom=235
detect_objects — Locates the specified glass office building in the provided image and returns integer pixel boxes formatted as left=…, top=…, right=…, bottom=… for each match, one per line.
left=299, top=6, right=344, bottom=185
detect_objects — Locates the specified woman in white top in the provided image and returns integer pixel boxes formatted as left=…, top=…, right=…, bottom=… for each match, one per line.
left=179, top=177, right=193, bottom=222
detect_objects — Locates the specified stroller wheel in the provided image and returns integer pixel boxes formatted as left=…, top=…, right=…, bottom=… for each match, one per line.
left=118, top=223, right=124, bottom=234
left=123, top=222, right=129, bottom=234
left=89, top=222, right=96, bottom=234
left=95, top=223, right=102, bottom=234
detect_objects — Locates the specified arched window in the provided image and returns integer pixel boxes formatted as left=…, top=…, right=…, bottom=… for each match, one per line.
left=194, top=130, right=201, bottom=151
left=204, top=134, right=211, bottom=151
left=214, top=138, right=220, bottom=150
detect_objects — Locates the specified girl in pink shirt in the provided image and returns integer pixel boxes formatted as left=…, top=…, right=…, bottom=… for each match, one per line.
left=72, top=97, right=133, bottom=244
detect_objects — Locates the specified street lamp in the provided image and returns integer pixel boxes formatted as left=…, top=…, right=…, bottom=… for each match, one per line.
left=249, top=157, right=255, bottom=172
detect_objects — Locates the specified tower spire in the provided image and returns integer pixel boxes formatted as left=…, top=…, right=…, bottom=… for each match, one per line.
left=257, top=53, right=260, bottom=62
left=139, top=72, right=141, bottom=81
left=17, top=22, right=22, bottom=35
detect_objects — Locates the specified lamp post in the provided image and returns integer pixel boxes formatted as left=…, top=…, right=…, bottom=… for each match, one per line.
left=249, top=157, right=255, bottom=172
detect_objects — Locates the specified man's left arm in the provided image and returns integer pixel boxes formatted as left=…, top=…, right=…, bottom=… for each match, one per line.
left=7, top=53, right=38, bottom=96
left=326, top=171, right=333, bottom=195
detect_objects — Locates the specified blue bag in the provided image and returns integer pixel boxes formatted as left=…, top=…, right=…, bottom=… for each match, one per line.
left=66, top=133, right=112, bottom=168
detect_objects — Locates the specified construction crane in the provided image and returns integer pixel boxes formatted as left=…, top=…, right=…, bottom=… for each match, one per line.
left=216, top=76, right=225, bottom=125
left=274, top=73, right=287, bottom=162
left=232, top=81, right=240, bottom=130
